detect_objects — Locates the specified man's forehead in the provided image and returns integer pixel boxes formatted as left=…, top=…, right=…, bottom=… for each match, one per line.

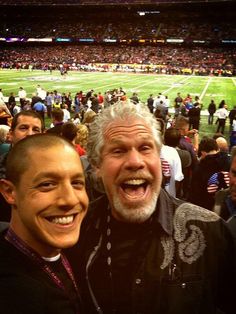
left=105, top=117, right=150, bottom=132
left=16, top=116, right=42, bottom=127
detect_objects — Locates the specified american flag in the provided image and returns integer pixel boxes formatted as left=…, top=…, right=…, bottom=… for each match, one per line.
left=161, top=158, right=171, bottom=177
left=207, top=171, right=229, bottom=194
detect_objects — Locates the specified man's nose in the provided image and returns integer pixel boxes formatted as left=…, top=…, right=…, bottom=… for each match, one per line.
left=26, top=128, right=35, bottom=136
left=57, top=184, right=79, bottom=209
left=124, top=149, right=145, bottom=169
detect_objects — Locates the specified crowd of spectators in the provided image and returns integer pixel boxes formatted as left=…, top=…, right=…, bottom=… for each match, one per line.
left=0, top=0, right=218, bottom=4
left=0, top=45, right=235, bottom=76
left=1, top=20, right=236, bottom=42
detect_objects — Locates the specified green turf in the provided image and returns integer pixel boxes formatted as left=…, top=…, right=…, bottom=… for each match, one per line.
left=0, top=69, right=235, bottom=139
left=1, top=69, right=236, bottom=107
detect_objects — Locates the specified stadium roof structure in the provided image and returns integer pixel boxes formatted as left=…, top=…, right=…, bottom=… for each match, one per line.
left=0, top=0, right=234, bottom=5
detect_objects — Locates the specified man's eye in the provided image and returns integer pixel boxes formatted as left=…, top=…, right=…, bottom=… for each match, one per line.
left=19, top=126, right=28, bottom=131
left=140, top=145, right=152, bottom=152
left=33, top=128, right=41, bottom=133
left=72, top=180, right=85, bottom=189
left=112, top=148, right=125, bottom=154
left=37, top=182, right=56, bottom=189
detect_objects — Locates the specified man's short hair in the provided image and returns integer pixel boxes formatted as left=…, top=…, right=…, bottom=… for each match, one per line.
left=175, top=116, right=189, bottom=129
left=61, top=122, right=78, bottom=142
left=11, top=111, right=44, bottom=131
left=164, top=127, right=181, bottom=147
left=51, top=108, right=64, bottom=122
left=5, top=134, right=75, bottom=186
left=198, top=136, right=218, bottom=154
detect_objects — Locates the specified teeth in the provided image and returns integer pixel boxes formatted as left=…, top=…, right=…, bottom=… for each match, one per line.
left=124, top=179, right=145, bottom=185
left=50, top=215, right=74, bottom=225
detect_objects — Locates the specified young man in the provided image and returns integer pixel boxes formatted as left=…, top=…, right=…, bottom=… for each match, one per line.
left=189, top=136, right=230, bottom=210
left=47, top=108, right=64, bottom=136
left=214, top=150, right=236, bottom=220
left=0, top=134, right=88, bottom=313
left=68, top=101, right=235, bottom=314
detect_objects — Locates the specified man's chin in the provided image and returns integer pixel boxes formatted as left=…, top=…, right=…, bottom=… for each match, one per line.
left=111, top=195, right=158, bottom=223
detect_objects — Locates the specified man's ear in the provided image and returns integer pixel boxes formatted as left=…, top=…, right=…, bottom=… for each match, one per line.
left=0, top=179, right=16, bottom=205
left=8, top=130, right=13, bottom=144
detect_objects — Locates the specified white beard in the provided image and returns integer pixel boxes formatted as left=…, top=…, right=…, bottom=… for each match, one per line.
left=111, top=192, right=158, bottom=223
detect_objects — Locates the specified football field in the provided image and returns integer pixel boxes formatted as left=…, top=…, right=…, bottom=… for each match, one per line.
left=0, top=69, right=235, bottom=138
left=0, top=69, right=236, bottom=110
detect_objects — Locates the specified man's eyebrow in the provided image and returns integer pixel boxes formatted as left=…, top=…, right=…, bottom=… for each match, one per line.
left=33, top=171, right=85, bottom=182
left=17, top=124, right=29, bottom=127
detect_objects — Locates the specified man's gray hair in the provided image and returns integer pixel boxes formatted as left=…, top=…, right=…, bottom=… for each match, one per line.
left=87, top=101, right=162, bottom=167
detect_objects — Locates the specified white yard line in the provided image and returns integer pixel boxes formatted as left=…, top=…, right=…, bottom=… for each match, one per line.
left=199, top=76, right=212, bottom=101
left=162, top=75, right=193, bottom=94
left=231, top=77, right=236, bottom=86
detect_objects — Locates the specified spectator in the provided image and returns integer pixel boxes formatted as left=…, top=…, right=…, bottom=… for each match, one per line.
left=0, top=110, right=43, bottom=222
left=147, top=94, right=154, bottom=113
left=229, top=105, right=236, bottom=129
left=188, top=101, right=201, bottom=130
left=213, top=150, right=236, bottom=221
left=164, top=127, right=191, bottom=199
left=47, top=108, right=64, bottom=136
left=0, top=125, right=10, bottom=156
left=0, top=134, right=88, bottom=313
left=215, top=103, right=229, bottom=134
left=67, top=101, right=235, bottom=314
left=33, top=98, right=47, bottom=127
left=18, top=87, right=27, bottom=110
left=208, top=100, right=216, bottom=125
left=189, top=136, right=230, bottom=210
left=62, top=104, right=71, bottom=123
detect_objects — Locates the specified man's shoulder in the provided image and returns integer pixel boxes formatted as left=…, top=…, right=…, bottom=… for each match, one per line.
left=174, top=202, right=220, bottom=226
left=172, top=202, right=230, bottom=262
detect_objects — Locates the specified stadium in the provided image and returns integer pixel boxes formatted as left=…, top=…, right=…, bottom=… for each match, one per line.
left=1, top=2, right=236, bottom=313
left=0, top=0, right=235, bottom=132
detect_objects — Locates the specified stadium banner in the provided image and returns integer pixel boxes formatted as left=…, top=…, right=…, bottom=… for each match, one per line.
left=55, top=38, right=72, bottom=42
left=27, top=38, right=53, bottom=42
left=5, top=38, right=25, bottom=42
left=78, top=38, right=95, bottom=42
left=166, top=39, right=184, bottom=43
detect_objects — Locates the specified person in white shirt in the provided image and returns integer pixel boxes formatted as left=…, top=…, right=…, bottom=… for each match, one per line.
left=18, top=87, right=27, bottom=110
left=0, top=89, right=5, bottom=104
left=62, top=104, right=71, bottom=123
left=37, top=88, right=47, bottom=101
left=215, top=103, right=229, bottom=134
left=160, top=144, right=184, bottom=198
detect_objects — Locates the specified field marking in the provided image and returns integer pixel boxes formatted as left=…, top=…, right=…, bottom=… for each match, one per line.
left=199, top=77, right=212, bottom=101
left=0, top=70, right=235, bottom=108
left=162, top=76, right=193, bottom=94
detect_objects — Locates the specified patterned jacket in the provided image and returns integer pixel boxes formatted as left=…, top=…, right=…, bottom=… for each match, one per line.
left=67, top=189, right=235, bottom=314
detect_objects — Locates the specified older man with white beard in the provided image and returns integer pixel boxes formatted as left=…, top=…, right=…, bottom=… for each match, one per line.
left=67, top=101, right=235, bottom=314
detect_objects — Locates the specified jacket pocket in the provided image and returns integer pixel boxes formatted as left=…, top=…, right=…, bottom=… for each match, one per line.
left=160, top=276, right=204, bottom=314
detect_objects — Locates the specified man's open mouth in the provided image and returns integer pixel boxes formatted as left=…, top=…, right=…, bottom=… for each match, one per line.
left=120, top=179, right=148, bottom=198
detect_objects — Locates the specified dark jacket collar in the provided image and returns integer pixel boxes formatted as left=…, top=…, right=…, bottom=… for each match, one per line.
left=87, top=189, right=183, bottom=237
